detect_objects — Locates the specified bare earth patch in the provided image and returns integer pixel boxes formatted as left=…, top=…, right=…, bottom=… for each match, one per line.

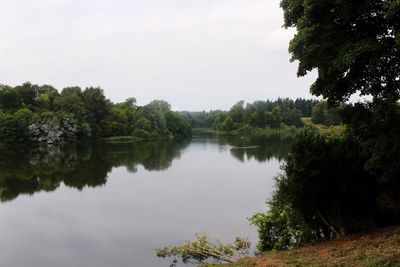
left=225, top=226, right=400, bottom=267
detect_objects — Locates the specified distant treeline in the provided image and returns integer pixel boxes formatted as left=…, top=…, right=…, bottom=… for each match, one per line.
left=0, top=82, right=192, bottom=144
left=180, top=98, right=343, bottom=131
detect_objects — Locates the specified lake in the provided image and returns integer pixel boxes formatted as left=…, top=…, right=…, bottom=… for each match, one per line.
left=0, top=133, right=292, bottom=266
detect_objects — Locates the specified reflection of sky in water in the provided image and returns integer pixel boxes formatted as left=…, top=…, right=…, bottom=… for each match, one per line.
left=0, top=137, right=285, bottom=267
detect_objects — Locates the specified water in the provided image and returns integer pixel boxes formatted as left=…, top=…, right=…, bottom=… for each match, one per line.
left=0, top=134, right=292, bottom=266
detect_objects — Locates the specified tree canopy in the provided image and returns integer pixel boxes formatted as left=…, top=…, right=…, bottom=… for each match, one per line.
left=251, top=1, right=400, bottom=253
left=281, top=0, right=400, bottom=104
left=0, top=82, right=192, bottom=145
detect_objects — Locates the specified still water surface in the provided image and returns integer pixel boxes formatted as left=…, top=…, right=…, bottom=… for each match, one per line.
left=0, top=134, right=291, bottom=266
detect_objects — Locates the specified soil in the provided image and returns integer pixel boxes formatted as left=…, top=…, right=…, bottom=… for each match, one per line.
left=226, top=225, right=400, bottom=267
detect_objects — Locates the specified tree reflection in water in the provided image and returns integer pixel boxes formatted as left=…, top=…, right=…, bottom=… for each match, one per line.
left=217, top=135, right=293, bottom=163
left=0, top=134, right=293, bottom=203
left=0, top=138, right=191, bottom=202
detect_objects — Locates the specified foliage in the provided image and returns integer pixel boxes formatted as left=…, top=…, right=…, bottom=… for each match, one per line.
left=311, top=101, right=343, bottom=126
left=81, top=87, right=112, bottom=137
left=0, top=108, right=36, bottom=144
left=257, top=0, right=400, bottom=255
left=281, top=0, right=400, bottom=104
left=212, top=99, right=337, bottom=134
left=253, top=130, right=400, bottom=252
left=342, top=102, right=400, bottom=185
left=165, top=111, right=192, bottom=139
left=0, top=85, right=22, bottom=111
left=0, top=82, right=191, bottom=145
left=179, top=110, right=223, bottom=128
left=156, top=234, right=251, bottom=266
left=250, top=202, right=311, bottom=252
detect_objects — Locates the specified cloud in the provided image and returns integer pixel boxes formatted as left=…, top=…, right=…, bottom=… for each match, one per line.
left=0, top=0, right=315, bottom=110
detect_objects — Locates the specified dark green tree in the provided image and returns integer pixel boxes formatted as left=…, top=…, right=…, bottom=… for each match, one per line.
left=0, top=85, right=22, bottom=111
left=283, top=108, right=304, bottom=128
left=281, top=0, right=400, bottom=104
left=251, top=1, right=400, bottom=252
left=54, top=88, right=87, bottom=120
left=81, top=87, right=112, bottom=137
left=164, top=111, right=192, bottom=138
left=14, top=82, right=38, bottom=109
left=0, top=109, right=36, bottom=144
left=268, top=106, right=283, bottom=129
left=229, top=101, right=245, bottom=123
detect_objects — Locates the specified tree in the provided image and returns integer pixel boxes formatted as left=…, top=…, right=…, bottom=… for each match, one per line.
left=284, top=109, right=304, bottom=127
left=165, top=111, right=192, bottom=138
left=0, top=109, right=36, bottom=144
left=0, top=82, right=194, bottom=143
left=36, top=85, right=59, bottom=110
left=146, top=100, right=171, bottom=113
left=229, top=101, right=245, bottom=123
left=268, top=106, right=283, bottom=129
left=54, top=91, right=87, bottom=120
left=0, top=86, right=22, bottom=111
left=221, top=116, right=234, bottom=132
left=14, top=82, right=38, bottom=108
left=133, top=117, right=153, bottom=138
left=281, top=0, right=400, bottom=104
left=251, top=132, right=382, bottom=251
left=81, top=87, right=112, bottom=137
left=140, top=106, right=168, bottom=136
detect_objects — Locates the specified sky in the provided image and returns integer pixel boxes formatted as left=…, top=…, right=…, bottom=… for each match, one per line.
left=0, top=0, right=317, bottom=111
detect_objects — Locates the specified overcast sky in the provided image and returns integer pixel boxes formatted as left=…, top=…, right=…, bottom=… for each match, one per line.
left=0, top=0, right=317, bottom=111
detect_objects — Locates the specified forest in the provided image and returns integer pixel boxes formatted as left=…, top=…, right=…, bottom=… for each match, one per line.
left=180, top=98, right=342, bottom=132
left=0, top=82, right=192, bottom=144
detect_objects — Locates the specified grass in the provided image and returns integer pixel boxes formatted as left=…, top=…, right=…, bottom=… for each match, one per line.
left=220, top=226, right=400, bottom=267
left=101, top=135, right=174, bottom=143
left=216, top=120, right=345, bottom=142
left=301, top=117, right=346, bottom=136
left=100, top=136, right=145, bottom=143
left=192, top=128, right=216, bottom=133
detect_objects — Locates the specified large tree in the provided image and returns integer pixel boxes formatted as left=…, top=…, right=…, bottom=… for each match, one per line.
left=281, top=0, right=400, bottom=104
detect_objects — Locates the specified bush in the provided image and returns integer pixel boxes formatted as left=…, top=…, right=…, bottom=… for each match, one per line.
left=250, top=202, right=310, bottom=251
left=252, top=131, right=397, bottom=252
left=0, top=109, right=36, bottom=144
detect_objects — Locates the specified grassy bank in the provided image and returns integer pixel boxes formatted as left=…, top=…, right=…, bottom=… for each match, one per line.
left=301, top=117, right=345, bottom=136
left=221, top=226, right=400, bottom=267
left=103, top=120, right=345, bottom=144
left=100, top=135, right=173, bottom=144
left=216, top=118, right=345, bottom=139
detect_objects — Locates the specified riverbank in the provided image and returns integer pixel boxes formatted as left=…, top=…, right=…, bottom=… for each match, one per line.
left=222, top=225, right=400, bottom=267
left=214, top=118, right=345, bottom=139
left=100, top=135, right=174, bottom=144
